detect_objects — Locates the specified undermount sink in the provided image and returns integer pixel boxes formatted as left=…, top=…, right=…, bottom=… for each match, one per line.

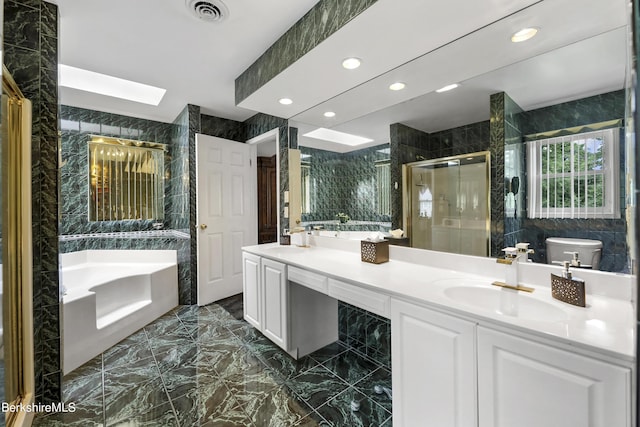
left=439, top=282, right=567, bottom=322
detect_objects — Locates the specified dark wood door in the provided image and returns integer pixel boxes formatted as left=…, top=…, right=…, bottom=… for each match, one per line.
left=257, top=156, right=277, bottom=243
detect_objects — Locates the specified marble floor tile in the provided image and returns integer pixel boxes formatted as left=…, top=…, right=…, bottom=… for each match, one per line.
left=161, top=361, right=222, bottom=400
left=259, top=349, right=319, bottom=381
left=320, top=349, right=379, bottom=386
left=37, top=295, right=392, bottom=426
left=191, top=322, right=236, bottom=344
left=104, top=376, right=170, bottom=419
left=32, top=408, right=104, bottom=427
left=196, top=338, right=245, bottom=367
left=241, top=385, right=317, bottom=427
left=103, top=340, right=154, bottom=372
left=106, top=401, right=177, bottom=427
left=314, top=386, right=391, bottom=427
left=62, top=363, right=103, bottom=402
left=211, top=345, right=266, bottom=380
left=285, top=365, right=350, bottom=410
left=308, top=341, right=348, bottom=364
left=153, top=340, right=199, bottom=371
left=352, top=367, right=392, bottom=413
left=223, top=368, right=282, bottom=414
left=172, top=385, right=246, bottom=426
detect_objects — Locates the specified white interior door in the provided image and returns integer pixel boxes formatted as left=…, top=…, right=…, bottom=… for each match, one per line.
left=196, top=134, right=257, bottom=306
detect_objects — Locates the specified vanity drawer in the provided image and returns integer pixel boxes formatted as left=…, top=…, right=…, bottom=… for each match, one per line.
left=328, top=279, right=390, bottom=319
left=288, top=266, right=328, bottom=294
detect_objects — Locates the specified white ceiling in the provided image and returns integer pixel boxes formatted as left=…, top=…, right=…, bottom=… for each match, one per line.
left=50, top=0, right=320, bottom=123
left=50, top=0, right=629, bottom=152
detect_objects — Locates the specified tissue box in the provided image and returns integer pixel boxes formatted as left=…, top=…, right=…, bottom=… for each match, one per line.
left=361, top=240, right=389, bottom=264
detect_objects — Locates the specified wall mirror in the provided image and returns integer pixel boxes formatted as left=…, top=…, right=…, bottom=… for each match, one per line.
left=88, top=135, right=166, bottom=222
left=288, top=0, right=633, bottom=274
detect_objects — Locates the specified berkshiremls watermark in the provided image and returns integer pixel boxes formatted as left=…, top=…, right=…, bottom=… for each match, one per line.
left=2, top=402, right=76, bottom=414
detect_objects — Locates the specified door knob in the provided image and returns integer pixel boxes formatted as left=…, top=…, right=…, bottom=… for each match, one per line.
left=200, top=224, right=207, bottom=230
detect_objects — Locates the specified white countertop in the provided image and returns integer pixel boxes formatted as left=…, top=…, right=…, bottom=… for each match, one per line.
left=243, top=240, right=636, bottom=362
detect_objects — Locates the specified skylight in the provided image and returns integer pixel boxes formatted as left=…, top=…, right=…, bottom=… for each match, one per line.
left=59, top=65, right=166, bottom=106
left=303, top=128, right=373, bottom=146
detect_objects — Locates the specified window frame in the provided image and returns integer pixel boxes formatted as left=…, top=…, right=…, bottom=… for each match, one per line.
left=526, top=128, right=620, bottom=219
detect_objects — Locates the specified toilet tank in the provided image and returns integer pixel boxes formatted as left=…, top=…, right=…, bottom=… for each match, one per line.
left=545, top=237, right=602, bottom=270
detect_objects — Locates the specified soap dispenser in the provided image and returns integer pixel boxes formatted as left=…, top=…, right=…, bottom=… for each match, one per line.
left=550, top=261, right=586, bottom=307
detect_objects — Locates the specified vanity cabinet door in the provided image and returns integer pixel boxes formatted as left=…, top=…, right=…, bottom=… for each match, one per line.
left=261, top=258, right=289, bottom=351
left=477, top=326, right=631, bottom=427
left=391, top=299, right=477, bottom=427
left=242, top=252, right=261, bottom=330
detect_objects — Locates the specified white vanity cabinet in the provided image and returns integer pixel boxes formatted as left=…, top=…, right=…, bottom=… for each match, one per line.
left=477, top=326, right=631, bottom=427
left=391, top=299, right=632, bottom=427
left=242, top=252, right=262, bottom=330
left=242, top=253, right=288, bottom=349
left=242, top=252, right=338, bottom=358
left=391, top=298, right=478, bottom=427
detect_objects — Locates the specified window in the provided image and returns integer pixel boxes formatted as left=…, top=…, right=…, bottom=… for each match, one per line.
left=376, top=162, right=391, bottom=216
left=527, top=128, right=619, bottom=219
left=88, top=136, right=166, bottom=221
left=301, top=163, right=312, bottom=214
left=418, top=186, right=433, bottom=218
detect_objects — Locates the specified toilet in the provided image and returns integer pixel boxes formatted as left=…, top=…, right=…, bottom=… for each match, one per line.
left=545, top=237, right=602, bottom=270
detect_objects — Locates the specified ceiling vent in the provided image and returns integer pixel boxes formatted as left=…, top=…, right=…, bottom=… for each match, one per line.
left=186, top=0, right=229, bottom=22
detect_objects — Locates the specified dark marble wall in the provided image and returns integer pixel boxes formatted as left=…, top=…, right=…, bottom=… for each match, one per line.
left=59, top=106, right=175, bottom=235
left=4, top=0, right=60, bottom=403
left=503, top=94, right=526, bottom=248
left=338, top=303, right=391, bottom=370
left=389, top=123, right=429, bottom=229
left=200, top=113, right=245, bottom=142
left=184, top=105, right=201, bottom=305
left=518, top=91, right=627, bottom=272
left=520, top=90, right=625, bottom=135
left=300, top=144, right=390, bottom=224
left=489, top=93, right=509, bottom=256
left=235, top=0, right=378, bottom=104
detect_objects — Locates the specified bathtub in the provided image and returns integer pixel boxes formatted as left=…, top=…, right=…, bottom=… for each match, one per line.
left=61, top=250, right=178, bottom=374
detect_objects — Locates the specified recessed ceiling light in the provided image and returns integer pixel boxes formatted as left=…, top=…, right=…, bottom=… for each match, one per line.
left=511, top=27, right=539, bottom=43
left=342, top=57, right=361, bottom=70
left=436, top=83, right=460, bottom=93
left=59, top=64, right=166, bottom=106
left=303, top=128, right=373, bottom=146
left=324, top=111, right=336, bottom=118
left=389, top=82, right=406, bottom=91
left=279, top=98, right=293, bottom=105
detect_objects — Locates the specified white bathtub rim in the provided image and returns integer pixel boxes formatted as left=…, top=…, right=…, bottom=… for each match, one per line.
left=61, top=249, right=177, bottom=268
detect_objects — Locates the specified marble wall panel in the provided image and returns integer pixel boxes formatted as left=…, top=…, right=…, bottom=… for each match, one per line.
left=300, top=144, right=390, bottom=224
left=338, top=302, right=391, bottom=370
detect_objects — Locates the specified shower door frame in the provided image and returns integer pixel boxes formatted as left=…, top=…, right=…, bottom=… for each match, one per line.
left=402, top=150, right=491, bottom=256
left=2, top=65, right=35, bottom=427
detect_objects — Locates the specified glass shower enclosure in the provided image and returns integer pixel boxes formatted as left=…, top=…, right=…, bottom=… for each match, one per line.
left=403, top=151, right=490, bottom=256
